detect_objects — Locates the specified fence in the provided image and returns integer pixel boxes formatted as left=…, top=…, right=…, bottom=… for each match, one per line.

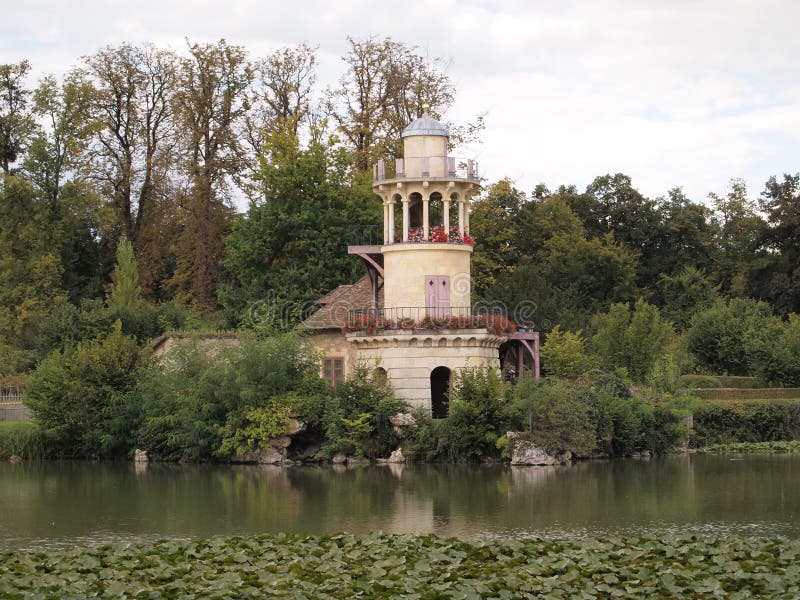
left=0, top=386, right=29, bottom=421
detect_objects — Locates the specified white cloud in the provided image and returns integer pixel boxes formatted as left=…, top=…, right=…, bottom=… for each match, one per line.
left=2, top=0, right=798, bottom=203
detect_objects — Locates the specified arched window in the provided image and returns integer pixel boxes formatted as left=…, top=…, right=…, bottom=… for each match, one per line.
left=373, top=367, right=388, bottom=387
left=430, top=366, right=451, bottom=419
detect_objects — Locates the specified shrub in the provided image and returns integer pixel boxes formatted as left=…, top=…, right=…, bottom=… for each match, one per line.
left=25, top=327, right=146, bottom=457
left=540, top=326, right=592, bottom=378
left=679, top=374, right=722, bottom=389
left=436, top=368, right=510, bottom=462
left=0, top=421, right=49, bottom=459
left=753, top=314, right=800, bottom=387
left=690, top=401, right=800, bottom=447
left=590, top=299, right=673, bottom=383
left=511, top=377, right=596, bottom=455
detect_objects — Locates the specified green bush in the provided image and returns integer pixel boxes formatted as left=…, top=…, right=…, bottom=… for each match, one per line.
left=0, top=421, right=49, bottom=459
left=679, top=374, right=722, bottom=388
left=753, top=314, right=800, bottom=387
left=25, top=327, right=146, bottom=457
left=435, top=368, right=510, bottom=461
left=691, top=388, right=800, bottom=401
left=691, top=401, right=800, bottom=447
left=540, top=326, right=593, bottom=378
left=589, top=299, right=673, bottom=383
left=511, top=378, right=596, bottom=455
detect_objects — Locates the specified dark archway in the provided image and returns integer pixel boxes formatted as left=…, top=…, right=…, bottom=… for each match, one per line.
left=430, top=366, right=451, bottom=419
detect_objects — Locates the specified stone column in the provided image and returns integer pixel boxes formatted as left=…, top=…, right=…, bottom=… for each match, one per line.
left=402, top=198, right=410, bottom=243
left=388, top=199, right=395, bottom=244
left=464, top=198, right=470, bottom=235
left=423, top=196, right=430, bottom=241
left=383, top=201, right=389, bottom=244
left=458, top=200, right=465, bottom=236
left=443, top=200, right=450, bottom=237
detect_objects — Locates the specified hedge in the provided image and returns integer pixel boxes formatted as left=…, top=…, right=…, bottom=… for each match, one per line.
left=691, top=388, right=800, bottom=401
left=690, top=401, right=800, bottom=447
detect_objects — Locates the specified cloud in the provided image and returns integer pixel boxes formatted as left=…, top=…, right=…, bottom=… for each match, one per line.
left=2, top=0, right=798, bottom=203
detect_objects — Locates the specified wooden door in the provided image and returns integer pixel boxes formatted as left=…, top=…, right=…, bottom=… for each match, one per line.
left=425, top=276, right=450, bottom=318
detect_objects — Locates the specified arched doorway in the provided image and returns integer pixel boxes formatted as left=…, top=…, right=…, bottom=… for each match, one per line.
left=430, top=366, right=451, bottom=419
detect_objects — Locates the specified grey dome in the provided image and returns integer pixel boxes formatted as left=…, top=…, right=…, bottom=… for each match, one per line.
left=401, top=112, right=449, bottom=138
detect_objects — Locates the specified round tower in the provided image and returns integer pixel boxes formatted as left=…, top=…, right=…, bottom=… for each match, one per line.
left=374, top=112, right=479, bottom=316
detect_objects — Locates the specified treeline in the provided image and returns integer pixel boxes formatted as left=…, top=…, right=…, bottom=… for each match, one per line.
left=0, top=38, right=481, bottom=373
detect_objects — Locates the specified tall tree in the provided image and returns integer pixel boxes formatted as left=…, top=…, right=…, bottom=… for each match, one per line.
left=170, top=39, right=252, bottom=309
left=328, top=37, right=481, bottom=172
left=0, top=60, right=36, bottom=174
left=759, top=173, right=800, bottom=314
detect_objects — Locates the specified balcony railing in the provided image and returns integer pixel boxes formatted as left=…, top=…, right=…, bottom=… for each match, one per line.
left=373, top=157, right=479, bottom=182
left=348, top=225, right=474, bottom=247
left=345, top=306, right=516, bottom=336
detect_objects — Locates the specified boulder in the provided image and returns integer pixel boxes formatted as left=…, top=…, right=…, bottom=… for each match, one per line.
left=134, top=449, right=149, bottom=463
left=287, top=418, right=306, bottom=435
left=390, top=412, right=416, bottom=436
left=331, top=453, right=347, bottom=465
left=8, top=455, right=22, bottom=464
left=269, top=436, right=292, bottom=449
left=506, top=432, right=571, bottom=466
left=234, top=446, right=285, bottom=465
left=388, top=447, right=406, bottom=464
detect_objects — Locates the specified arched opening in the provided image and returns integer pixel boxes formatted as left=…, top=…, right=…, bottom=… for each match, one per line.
left=430, top=366, right=451, bottom=419
left=429, top=191, right=443, bottom=227
left=409, top=192, right=423, bottom=228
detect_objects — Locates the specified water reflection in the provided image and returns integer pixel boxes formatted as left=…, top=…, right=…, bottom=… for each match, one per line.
left=0, top=455, right=797, bottom=550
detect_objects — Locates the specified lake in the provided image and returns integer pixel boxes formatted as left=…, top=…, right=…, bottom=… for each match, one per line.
left=0, top=454, right=797, bottom=550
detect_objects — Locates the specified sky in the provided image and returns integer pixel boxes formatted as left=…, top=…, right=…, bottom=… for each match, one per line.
left=2, top=0, right=799, bottom=205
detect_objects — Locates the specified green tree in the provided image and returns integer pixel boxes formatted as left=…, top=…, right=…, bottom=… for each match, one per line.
left=220, top=126, right=378, bottom=327
left=25, top=327, right=146, bottom=456
left=0, top=60, right=36, bottom=173
left=540, top=326, right=592, bottom=379
left=658, top=266, right=720, bottom=331
left=108, top=238, right=141, bottom=310
left=590, top=298, right=673, bottom=382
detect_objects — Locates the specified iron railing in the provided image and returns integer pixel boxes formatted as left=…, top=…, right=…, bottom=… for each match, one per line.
left=345, top=306, right=515, bottom=334
left=348, top=224, right=474, bottom=247
left=373, top=157, right=479, bottom=182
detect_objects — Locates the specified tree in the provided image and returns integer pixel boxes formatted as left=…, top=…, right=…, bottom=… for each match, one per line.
left=686, top=298, right=779, bottom=376
left=469, top=179, right=524, bottom=296
left=540, top=326, right=592, bottom=379
left=328, top=37, right=481, bottom=172
left=170, top=39, right=252, bottom=308
left=758, top=173, right=800, bottom=314
left=219, top=126, right=378, bottom=326
left=108, top=238, right=141, bottom=310
left=658, top=266, right=719, bottom=331
left=0, top=60, right=36, bottom=173
left=590, top=298, right=673, bottom=382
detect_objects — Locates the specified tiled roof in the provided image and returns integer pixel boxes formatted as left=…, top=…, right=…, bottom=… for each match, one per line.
left=303, top=276, right=382, bottom=330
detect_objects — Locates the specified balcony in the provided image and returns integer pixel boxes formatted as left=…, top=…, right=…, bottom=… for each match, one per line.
left=373, top=157, right=479, bottom=183
left=349, top=225, right=474, bottom=247
left=344, top=307, right=516, bottom=336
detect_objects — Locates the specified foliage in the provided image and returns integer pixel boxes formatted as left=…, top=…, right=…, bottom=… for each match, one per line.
left=700, top=440, right=800, bottom=454
left=107, top=238, right=141, bottom=311
left=2, top=534, right=799, bottom=598
left=753, top=314, right=800, bottom=387
left=0, top=421, right=49, bottom=459
left=590, top=299, right=673, bottom=383
left=679, top=374, right=723, bottom=388
left=24, top=327, right=147, bottom=457
left=690, top=401, right=800, bottom=447
left=218, top=401, right=293, bottom=456
left=316, top=366, right=406, bottom=459
left=540, top=326, right=592, bottom=378
left=511, top=378, right=596, bottom=454
left=685, top=298, right=777, bottom=376
left=435, top=368, right=510, bottom=461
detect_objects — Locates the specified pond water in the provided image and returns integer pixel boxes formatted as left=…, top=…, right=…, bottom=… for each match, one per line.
left=0, top=454, right=797, bottom=550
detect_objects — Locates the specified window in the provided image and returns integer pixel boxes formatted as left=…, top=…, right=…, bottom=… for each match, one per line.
left=323, top=357, right=344, bottom=387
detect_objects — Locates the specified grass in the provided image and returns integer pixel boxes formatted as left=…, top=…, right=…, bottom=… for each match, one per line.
left=0, top=533, right=798, bottom=598
left=0, top=420, right=46, bottom=459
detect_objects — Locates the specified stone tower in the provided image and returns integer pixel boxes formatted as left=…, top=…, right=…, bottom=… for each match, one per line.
left=345, top=112, right=509, bottom=415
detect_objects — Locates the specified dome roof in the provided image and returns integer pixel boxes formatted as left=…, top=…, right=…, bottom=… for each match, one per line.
left=401, top=112, right=449, bottom=138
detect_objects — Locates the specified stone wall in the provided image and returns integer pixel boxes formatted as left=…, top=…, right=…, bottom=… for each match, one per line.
left=348, top=329, right=503, bottom=408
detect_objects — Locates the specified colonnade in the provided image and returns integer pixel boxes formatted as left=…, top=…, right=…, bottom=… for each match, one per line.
left=382, top=192, right=471, bottom=244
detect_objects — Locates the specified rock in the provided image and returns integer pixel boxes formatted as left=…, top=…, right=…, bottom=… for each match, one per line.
left=390, top=412, right=416, bottom=435
left=331, top=453, right=347, bottom=465
left=269, top=436, right=292, bottom=449
left=234, top=447, right=285, bottom=465
left=8, top=455, right=22, bottom=464
left=506, top=432, right=570, bottom=466
left=347, top=457, right=370, bottom=466
left=388, top=447, right=406, bottom=464
left=287, top=418, right=307, bottom=435
left=134, top=449, right=148, bottom=463
left=298, top=443, right=322, bottom=461
left=375, top=458, right=390, bottom=464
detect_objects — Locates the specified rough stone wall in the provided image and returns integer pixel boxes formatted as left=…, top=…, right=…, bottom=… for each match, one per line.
left=306, top=330, right=359, bottom=379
